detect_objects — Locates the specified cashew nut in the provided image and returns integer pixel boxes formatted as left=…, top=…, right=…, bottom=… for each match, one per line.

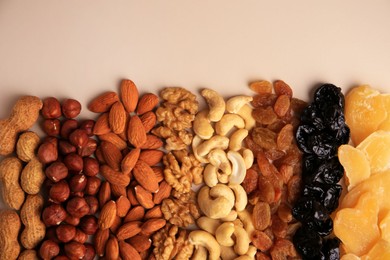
left=215, top=223, right=250, bottom=256
left=246, top=246, right=257, bottom=258
left=208, top=149, right=232, bottom=175
left=229, top=184, right=248, bottom=212
left=234, top=256, right=253, bottom=260
left=241, top=149, right=254, bottom=169
left=215, top=114, right=245, bottom=136
left=193, top=109, right=214, bottom=140
left=192, top=135, right=209, bottom=164
left=237, top=210, right=255, bottom=237
left=197, top=216, right=221, bottom=235
left=233, top=225, right=250, bottom=255
left=216, top=222, right=235, bottom=247
left=197, top=135, right=229, bottom=157
left=221, top=210, right=238, bottom=222
left=221, top=246, right=238, bottom=260
left=218, top=172, right=229, bottom=184
left=192, top=246, right=208, bottom=260
left=226, top=96, right=253, bottom=113
left=189, top=230, right=221, bottom=260
left=229, top=129, right=249, bottom=151
left=201, top=88, right=225, bottom=122
left=198, top=184, right=235, bottom=219
left=204, top=164, right=219, bottom=187
left=227, top=151, right=246, bottom=185
left=237, top=105, right=256, bottom=130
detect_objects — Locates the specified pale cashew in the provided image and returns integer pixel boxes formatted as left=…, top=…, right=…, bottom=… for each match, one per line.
left=192, top=246, right=208, bottom=260
left=204, top=164, right=219, bottom=188
left=229, top=184, right=248, bottom=212
left=229, top=129, right=249, bottom=151
left=197, top=216, right=221, bottom=235
left=221, top=246, right=238, bottom=260
left=193, top=109, right=214, bottom=140
left=216, top=222, right=235, bottom=247
left=197, top=135, right=229, bottom=157
left=227, top=151, right=247, bottom=185
left=226, top=96, right=253, bottom=114
left=217, top=172, right=229, bottom=184
left=234, top=256, right=253, bottom=260
left=208, top=149, right=232, bottom=175
left=192, top=135, right=209, bottom=164
left=215, top=114, right=245, bottom=136
left=189, top=230, right=221, bottom=260
left=233, top=225, right=250, bottom=255
left=246, top=246, right=257, bottom=258
left=201, top=88, right=225, bottom=122
left=241, top=149, right=254, bottom=169
left=237, top=105, right=256, bottom=130
left=198, top=184, right=235, bottom=219
left=237, top=210, right=255, bottom=237
left=233, top=218, right=244, bottom=228
left=221, top=210, right=238, bottom=222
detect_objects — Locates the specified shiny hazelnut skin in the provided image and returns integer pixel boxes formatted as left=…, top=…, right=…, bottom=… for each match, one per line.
left=53, top=256, right=70, bottom=260
left=78, top=138, right=97, bottom=157
left=46, top=227, right=61, bottom=244
left=40, top=240, right=60, bottom=259
left=79, top=215, right=98, bottom=235
left=49, top=180, right=70, bottom=203
left=80, top=120, right=95, bottom=136
left=63, top=153, right=83, bottom=172
left=42, top=204, right=67, bottom=227
left=85, top=176, right=101, bottom=195
left=69, top=129, right=89, bottom=149
left=64, top=214, right=80, bottom=226
left=58, top=140, right=76, bottom=155
left=56, top=224, right=76, bottom=243
left=61, top=119, right=78, bottom=139
left=64, top=242, right=86, bottom=259
left=42, top=97, right=62, bottom=119
left=83, top=157, right=99, bottom=176
left=85, top=196, right=99, bottom=215
left=73, top=229, right=88, bottom=244
left=66, top=197, right=90, bottom=218
left=43, top=119, right=61, bottom=136
left=83, top=243, right=96, bottom=260
left=69, top=174, right=87, bottom=192
left=38, top=141, right=58, bottom=164
left=45, top=161, right=68, bottom=182
left=62, top=99, right=81, bottom=119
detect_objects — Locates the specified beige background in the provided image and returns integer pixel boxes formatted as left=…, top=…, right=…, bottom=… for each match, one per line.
left=1, top=1, right=390, bottom=207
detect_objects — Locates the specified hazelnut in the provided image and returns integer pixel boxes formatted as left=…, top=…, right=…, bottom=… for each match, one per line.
left=85, top=196, right=99, bottom=215
left=83, top=157, right=99, bottom=176
left=53, top=256, right=70, bottom=260
left=80, top=120, right=95, bottom=136
left=46, top=227, right=61, bottom=244
left=40, top=240, right=60, bottom=259
left=38, top=141, right=58, bottom=164
left=45, top=161, right=68, bottom=182
left=45, top=136, right=59, bottom=147
left=56, top=224, right=76, bottom=243
left=79, top=215, right=98, bottom=235
left=42, top=204, right=67, bottom=226
left=59, top=140, right=76, bottom=155
left=61, top=119, right=78, bottom=139
left=64, top=241, right=86, bottom=259
left=73, top=229, right=88, bottom=244
left=64, top=214, right=80, bottom=226
left=83, top=243, right=96, bottom=260
left=43, top=119, right=61, bottom=136
left=71, top=191, right=84, bottom=197
left=78, top=138, right=97, bottom=157
left=69, top=129, right=89, bottom=148
left=66, top=197, right=90, bottom=218
left=85, top=176, right=101, bottom=195
left=64, top=153, right=83, bottom=172
left=49, top=180, right=70, bottom=203
left=42, top=97, right=62, bottom=119
left=62, top=99, right=81, bottom=119
left=69, top=174, right=87, bottom=192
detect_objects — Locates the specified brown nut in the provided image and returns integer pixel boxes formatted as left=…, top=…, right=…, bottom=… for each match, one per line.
left=45, top=161, right=68, bottom=182
left=39, top=240, right=60, bottom=259
left=42, top=204, right=67, bottom=226
left=83, top=157, right=99, bottom=176
left=62, top=99, right=81, bottom=119
left=94, top=228, right=110, bottom=257
left=63, top=153, right=83, bottom=172
left=66, top=197, right=90, bottom=218
left=49, top=180, right=70, bottom=203
left=43, top=119, right=61, bottom=136
left=42, top=97, right=62, bottom=119
left=69, top=129, right=89, bottom=149
left=105, top=236, right=119, bottom=260
left=83, top=243, right=96, bottom=260
left=69, top=174, right=87, bottom=192
left=85, top=196, right=99, bottom=215
left=79, top=120, right=95, bottom=136
left=79, top=215, right=98, bottom=235
left=64, top=241, right=86, bottom=259
left=46, top=227, right=61, bottom=244
left=77, top=138, right=97, bottom=157
left=64, top=215, right=80, bottom=226
left=98, top=181, right=111, bottom=208
left=85, top=176, right=101, bottom=195
left=58, top=140, right=76, bottom=155
left=60, top=119, right=78, bottom=139
left=73, top=229, right=88, bottom=244
left=116, top=195, right=131, bottom=217
left=38, top=141, right=58, bottom=164
left=53, top=256, right=70, bottom=260
left=128, top=234, right=152, bottom=252
left=56, top=224, right=76, bottom=243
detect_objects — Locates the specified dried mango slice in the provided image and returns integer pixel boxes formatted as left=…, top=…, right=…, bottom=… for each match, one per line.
left=361, top=239, right=390, bottom=260
left=379, top=211, right=390, bottom=243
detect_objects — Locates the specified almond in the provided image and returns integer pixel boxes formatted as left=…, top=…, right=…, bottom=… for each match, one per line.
left=153, top=181, right=172, bottom=204
left=106, top=236, right=119, bottom=259
left=109, top=101, right=127, bottom=134
left=93, top=113, right=111, bottom=135
left=110, top=184, right=127, bottom=198
left=100, top=141, right=123, bottom=171
left=98, top=182, right=111, bottom=208
left=127, top=188, right=140, bottom=206
left=139, top=111, right=157, bottom=133
left=88, top=91, right=119, bottom=113
left=128, top=235, right=152, bottom=252
left=95, top=228, right=110, bottom=257
left=120, top=79, right=139, bottom=113
left=98, top=200, right=117, bottom=230
left=151, top=166, right=164, bottom=183
left=121, top=148, right=140, bottom=175
left=140, top=218, right=166, bottom=236
left=116, top=221, right=142, bottom=240
left=116, top=196, right=131, bottom=217
left=99, top=132, right=127, bottom=151
left=136, top=93, right=159, bottom=115
left=124, top=206, right=145, bottom=223
left=100, top=165, right=130, bottom=187
left=133, top=160, right=159, bottom=193
left=140, top=134, right=163, bottom=149
left=134, top=185, right=154, bottom=209
left=145, top=206, right=163, bottom=219
left=109, top=215, right=122, bottom=234
left=119, top=241, right=141, bottom=260
left=127, top=115, right=147, bottom=148
left=139, top=149, right=164, bottom=166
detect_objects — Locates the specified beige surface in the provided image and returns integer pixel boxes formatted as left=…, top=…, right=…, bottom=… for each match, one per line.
left=1, top=1, right=390, bottom=207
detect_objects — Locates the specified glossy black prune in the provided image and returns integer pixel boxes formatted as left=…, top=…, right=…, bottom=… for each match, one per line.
left=303, top=158, right=344, bottom=185
left=303, top=183, right=342, bottom=212
left=314, top=84, right=344, bottom=109
left=322, top=238, right=341, bottom=260
left=293, top=226, right=325, bottom=260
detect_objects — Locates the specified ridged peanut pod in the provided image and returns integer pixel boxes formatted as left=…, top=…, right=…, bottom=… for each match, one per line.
left=0, top=210, right=21, bottom=259
left=0, top=157, right=25, bottom=210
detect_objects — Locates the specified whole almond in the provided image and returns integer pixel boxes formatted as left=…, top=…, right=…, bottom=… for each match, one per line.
left=99, top=132, right=127, bottom=151
left=100, top=165, right=130, bottom=187
left=136, top=93, right=159, bottom=115
left=106, top=236, right=119, bottom=260
left=121, top=148, right=140, bottom=176
left=110, top=184, right=127, bottom=198
left=140, top=111, right=157, bottom=133
left=127, top=116, right=147, bottom=148
left=140, top=135, right=163, bottom=150
left=127, top=188, right=140, bottom=206
left=134, top=185, right=154, bottom=209
left=145, top=206, right=163, bottom=219
left=98, top=200, right=117, bottom=230
left=133, top=160, right=159, bottom=193
left=139, top=149, right=164, bottom=166
left=119, top=241, right=141, bottom=260
left=88, top=92, right=119, bottom=113
left=140, top=218, right=166, bottom=236
left=100, top=141, right=123, bottom=171
left=94, top=228, right=110, bottom=257
left=116, top=221, right=142, bottom=240
left=153, top=181, right=172, bottom=204
left=120, top=79, right=139, bottom=113
left=151, top=166, right=164, bottom=183
left=116, top=196, right=131, bottom=217
left=93, top=113, right=111, bottom=135
left=109, top=216, right=122, bottom=234
left=124, top=206, right=145, bottom=223
left=98, top=182, right=111, bottom=208
left=128, top=235, right=152, bottom=252
left=109, top=101, right=127, bottom=134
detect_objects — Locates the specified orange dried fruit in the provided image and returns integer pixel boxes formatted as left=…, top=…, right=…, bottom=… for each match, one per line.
left=274, top=95, right=291, bottom=118
left=252, top=201, right=271, bottom=231
left=273, top=80, right=293, bottom=98
left=249, top=80, right=273, bottom=94
left=253, top=107, right=278, bottom=125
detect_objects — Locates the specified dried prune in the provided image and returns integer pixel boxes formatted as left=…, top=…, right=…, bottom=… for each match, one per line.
left=322, top=238, right=340, bottom=260
left=314, top=84, right=344, bottom=109
left=303, top=157, right=344, bottom=185
left=293, top=226, right=324, bottom=259
left=303, top=183, right=342, bottom=212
